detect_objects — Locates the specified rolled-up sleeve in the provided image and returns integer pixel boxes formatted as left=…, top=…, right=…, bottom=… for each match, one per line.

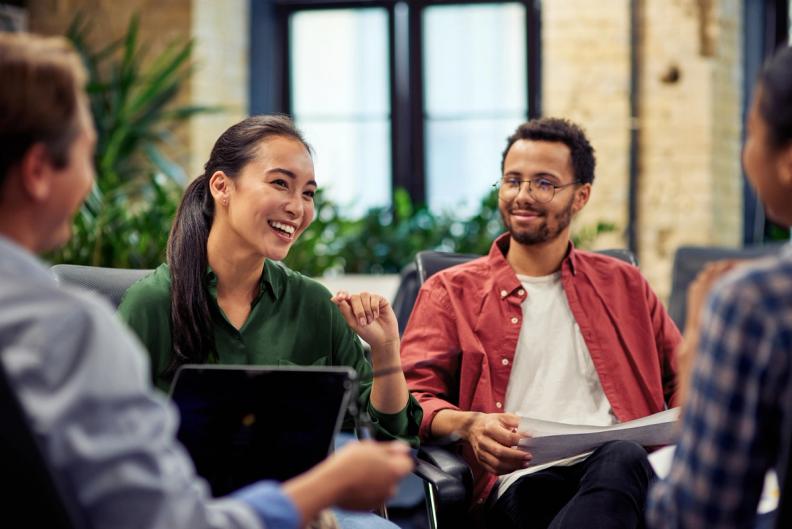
left=400, top=280, right=463, bottom=440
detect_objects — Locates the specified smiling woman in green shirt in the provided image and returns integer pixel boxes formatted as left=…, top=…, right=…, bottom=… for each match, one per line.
left=118, top=115, right=421, bottom=445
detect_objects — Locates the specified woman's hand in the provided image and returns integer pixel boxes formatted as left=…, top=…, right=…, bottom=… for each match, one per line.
left=331, top=291, right=399, bottom=354
left=678, top=259, right=741, bottom=403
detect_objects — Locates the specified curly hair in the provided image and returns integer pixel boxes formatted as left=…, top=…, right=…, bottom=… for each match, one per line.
left=501, top=117, right=596, bottom=184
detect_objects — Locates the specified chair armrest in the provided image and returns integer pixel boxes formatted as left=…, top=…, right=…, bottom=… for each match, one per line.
left=413, top=458, right=469, bottom=529
left=418, top=444, right=473, bottom=501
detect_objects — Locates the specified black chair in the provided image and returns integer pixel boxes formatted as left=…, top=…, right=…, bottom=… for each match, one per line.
left=412, top=248, right=638, bottom=528
left=0, top=360, right=89, bottom=529
left=51, top=264, right=153, bottom=309
left=392, top=262, right=420, bottom=335
left=667, top=244, right=784, bottom=330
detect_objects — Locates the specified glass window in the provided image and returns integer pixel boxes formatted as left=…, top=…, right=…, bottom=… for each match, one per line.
left=423, top=3, right=527, bottom=214
left=290, top=9, right=391, bottom=215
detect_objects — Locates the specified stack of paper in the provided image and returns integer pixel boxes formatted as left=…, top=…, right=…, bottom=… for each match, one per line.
left=517, top=408, right=680, bottom=466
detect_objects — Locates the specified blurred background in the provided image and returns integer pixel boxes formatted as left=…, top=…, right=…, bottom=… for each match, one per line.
left=1, top=0, right=790, bottom=302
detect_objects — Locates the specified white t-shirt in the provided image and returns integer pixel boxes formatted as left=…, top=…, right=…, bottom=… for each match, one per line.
left=497, top=272, right=617, bottom=497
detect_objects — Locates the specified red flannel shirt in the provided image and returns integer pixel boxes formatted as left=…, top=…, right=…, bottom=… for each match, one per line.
left=401, top=234, right=681, bottom=507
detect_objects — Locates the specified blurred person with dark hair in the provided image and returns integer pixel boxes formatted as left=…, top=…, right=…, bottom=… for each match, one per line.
left=401, top=117, right=681, bottom=528
left=0, top=31, right=413, bottom=529
left=646, top=45, right=792, bottom=529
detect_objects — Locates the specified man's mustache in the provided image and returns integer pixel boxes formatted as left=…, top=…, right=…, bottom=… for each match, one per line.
left=508, top=206, right=546, bottom=216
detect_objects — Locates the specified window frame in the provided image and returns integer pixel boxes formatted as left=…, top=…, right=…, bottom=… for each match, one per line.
left=742, top=0, right=790, bottom=243
left=250, top=0, right=542, bottom=209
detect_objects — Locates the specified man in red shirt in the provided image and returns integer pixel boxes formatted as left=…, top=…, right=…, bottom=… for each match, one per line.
left=401, top=118, right=681, bottom=529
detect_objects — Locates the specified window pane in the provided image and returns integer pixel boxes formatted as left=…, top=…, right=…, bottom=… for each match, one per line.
left=423, top=3, right=527, bottom=214
left=290, top=9, right=390, bottom=214
left=298, top=119, right=391, bottom=212
left=426, top=118, right=520, bottom=212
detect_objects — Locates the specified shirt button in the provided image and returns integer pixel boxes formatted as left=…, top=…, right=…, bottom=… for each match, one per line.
left=518, top=289, right=525, bottom=296
left=500, top=289, right=508, bottom=298
left=511, top=317, right=519, bottom=324
left=502, top=358, right=509, bottom=366
left=495, top=401, right=503, bottom=409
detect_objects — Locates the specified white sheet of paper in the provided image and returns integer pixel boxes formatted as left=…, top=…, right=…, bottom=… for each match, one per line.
left=517, top=408, right=680, bottom=467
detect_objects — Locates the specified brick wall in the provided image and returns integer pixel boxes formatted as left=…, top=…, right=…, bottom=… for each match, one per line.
left=544, top=0, right=743, bottom=300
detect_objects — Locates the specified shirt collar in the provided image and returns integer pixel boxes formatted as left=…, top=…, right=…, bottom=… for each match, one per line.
left=488, top=233, right=578, bottom=294
left=204, top=259, right=281, bottom=301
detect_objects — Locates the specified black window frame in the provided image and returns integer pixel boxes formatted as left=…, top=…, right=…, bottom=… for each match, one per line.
left=250, top=0, right=542, bottom=208
left=742, top=0, right=790, bottom=244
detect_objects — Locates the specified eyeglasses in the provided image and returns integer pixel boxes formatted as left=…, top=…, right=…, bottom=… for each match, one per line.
left=493, top=177, right=581, bottom=203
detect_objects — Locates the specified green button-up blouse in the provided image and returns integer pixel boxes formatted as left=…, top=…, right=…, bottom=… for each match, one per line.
left=117, top=261, right=421, bottom=445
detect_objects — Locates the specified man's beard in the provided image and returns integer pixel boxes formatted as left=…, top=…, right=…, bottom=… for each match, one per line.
left=500, top=196, right=574, bottom=245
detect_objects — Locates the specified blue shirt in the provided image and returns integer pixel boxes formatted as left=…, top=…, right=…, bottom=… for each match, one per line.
left=0, top=236, right=299, bottom=529
left=647, top=247, right=792, bottom=528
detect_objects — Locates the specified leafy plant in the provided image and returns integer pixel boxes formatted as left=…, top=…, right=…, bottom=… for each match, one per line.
left=49, top=14, right=216, bottom=268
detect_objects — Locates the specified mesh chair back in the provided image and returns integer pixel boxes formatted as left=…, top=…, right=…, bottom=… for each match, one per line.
left=0, top=362, right=88, bottom=529
left=668, top=245, right=784, bottom=329
left=51, top=265, right=153, bottom=309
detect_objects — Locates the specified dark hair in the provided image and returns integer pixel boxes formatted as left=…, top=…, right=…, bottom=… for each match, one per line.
left=0, top=33, right=86, bottom=188
left=757, top=45, right=792, bottom=150
left=501, top=117, right=596, bottom=184
left=165, top=114, right=310, bottom=375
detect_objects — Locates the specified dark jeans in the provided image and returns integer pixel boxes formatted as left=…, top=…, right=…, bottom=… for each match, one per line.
left=487, top=440, right=655, bottom=529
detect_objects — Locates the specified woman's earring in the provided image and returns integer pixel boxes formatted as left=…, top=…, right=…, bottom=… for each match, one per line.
left=222, top=198, right=228, bottom=207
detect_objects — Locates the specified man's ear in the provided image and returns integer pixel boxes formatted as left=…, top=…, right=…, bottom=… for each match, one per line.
left=208, top=170, right=233, bottom=206
left=572, top=183, right=591, bottom=214
left=18, top=144, right=54, bottom=202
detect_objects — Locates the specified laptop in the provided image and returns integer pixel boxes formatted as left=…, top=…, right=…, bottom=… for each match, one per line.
left=169, top=364, right=357, bottom=496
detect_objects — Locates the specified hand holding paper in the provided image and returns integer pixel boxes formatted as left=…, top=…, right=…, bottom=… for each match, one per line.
left=517, top=408, right=680, bottom=467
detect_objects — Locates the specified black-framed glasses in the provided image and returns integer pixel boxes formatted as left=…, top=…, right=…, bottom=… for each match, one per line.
left=493, top=177, right=581, bottom=203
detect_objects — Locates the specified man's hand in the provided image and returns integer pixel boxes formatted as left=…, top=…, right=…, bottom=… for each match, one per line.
left=283, top=440, right=414, bottom=524
left=323, top=440, right=414, bottom=510
left=461, top=412, right=532, bottom=475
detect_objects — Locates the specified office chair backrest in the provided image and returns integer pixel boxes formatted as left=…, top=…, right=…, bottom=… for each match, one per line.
left=392, top=262, right=420, bottom=335
left=415, top=251, right=481, bottom=284
left=415, top=248, right=638, bottom=285
left=0, top=362, right=88, bottom=529
left=51, top=264, right=153, bottom=309
left=668, top=245, right=784, bottom=329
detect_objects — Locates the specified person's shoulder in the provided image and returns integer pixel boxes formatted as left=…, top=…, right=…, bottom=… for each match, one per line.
left=118, top=263, right=172, bottom=309
left=571, top=248, right=644, bottom=284
left=8, top=274, right=126, bottom=344
left=715, top=253, right=792, bottom=311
